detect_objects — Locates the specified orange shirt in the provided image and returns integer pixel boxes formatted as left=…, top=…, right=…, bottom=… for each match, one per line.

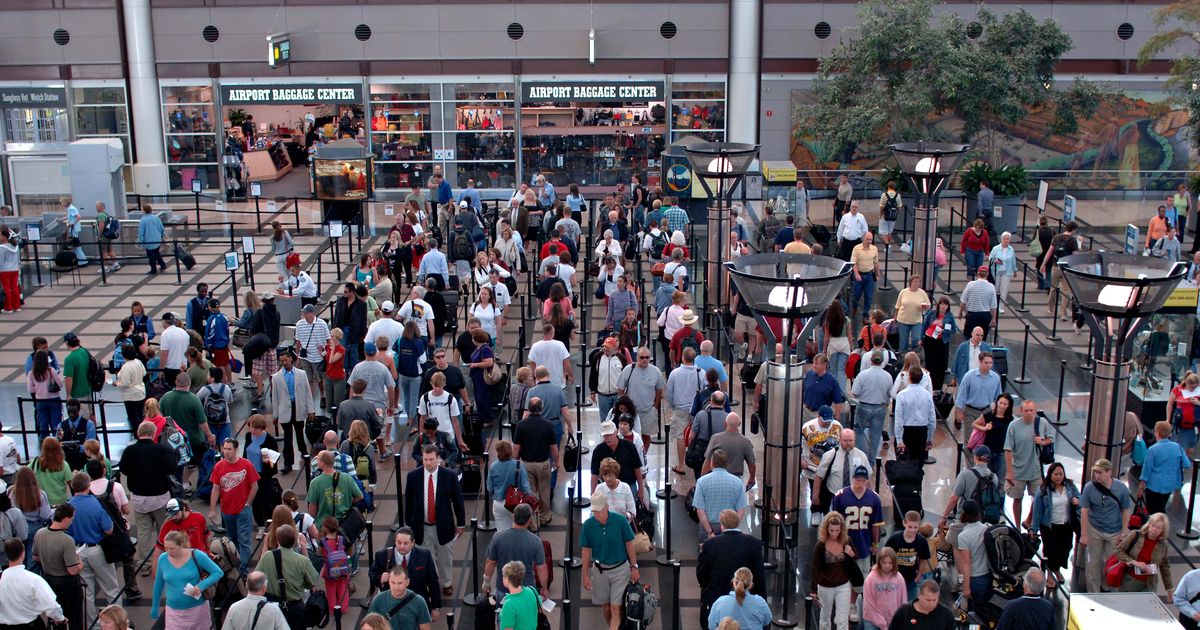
left=1147, top=215, right=1168, bottom=246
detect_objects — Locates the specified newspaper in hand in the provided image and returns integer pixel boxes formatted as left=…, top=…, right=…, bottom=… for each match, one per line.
left=260, top=448, right=282, bottom=466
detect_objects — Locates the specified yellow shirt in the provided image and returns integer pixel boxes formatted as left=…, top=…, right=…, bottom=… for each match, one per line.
left=851, top=244, right=878, bottom=273
left=894, top=288, right=930, bottom=325
left=783, top=241, right=812, bottom=254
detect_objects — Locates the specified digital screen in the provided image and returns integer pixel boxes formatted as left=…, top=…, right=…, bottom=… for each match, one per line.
left=313, top=158, right=371, bottom=200
left=269, top=37, right=291, bottom=68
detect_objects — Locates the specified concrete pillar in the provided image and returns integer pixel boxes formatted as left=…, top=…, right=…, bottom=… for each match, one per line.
left=726, top=0, right=761, bottom=145
left=124, top=0, right=169, bottom=195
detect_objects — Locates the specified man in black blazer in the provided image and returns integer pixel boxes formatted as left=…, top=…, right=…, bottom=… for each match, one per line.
left=368, top=527, right=443, bottom=620
left=696, top=509, right=766, bottom=629
left=404, top=444, right=466, bottom=597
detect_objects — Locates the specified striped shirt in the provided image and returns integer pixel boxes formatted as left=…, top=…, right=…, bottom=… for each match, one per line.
left=960, top=279, right=998, bottom=313
left=294, top=318, right=331, bottom=363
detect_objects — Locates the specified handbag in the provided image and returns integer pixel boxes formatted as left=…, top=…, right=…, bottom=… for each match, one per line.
left=1029, top=236, right=1043, bottom=258
left=650, top=262, right=665, bottom=277
left=562, top=436, right=581, bottom=473
left=632, top=532, right=653, bottom=554
left=843, top=554, right=865, bottom=588
left=966, top=427, right=987, bottom=451
left=190, top=551, right=217, bottom=599
left=684, top=410, right=715, bottom=469
left=232, top=327, right=252, bottom=348
left=285, top=251, right=301, bottom=269
left=1105, top=531, right=1140, bottom=588
left=483, top=359, right=504, bottom=386
left=1128, top=495, right=1150, bottom=529
left=1131, top=434, right=1148, bottom=466
left=1034, top=416, right=1055, bottom=465
left=503, top=466, right=540, bottom=513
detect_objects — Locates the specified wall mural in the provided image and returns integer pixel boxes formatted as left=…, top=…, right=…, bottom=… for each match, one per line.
left=789, top=89, right=1194, bottom=191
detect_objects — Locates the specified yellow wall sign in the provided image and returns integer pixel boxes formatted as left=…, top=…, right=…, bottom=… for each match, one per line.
left=763, top=161, right=797, bottom=183
left=1164, top=287, right=1199, bottom=309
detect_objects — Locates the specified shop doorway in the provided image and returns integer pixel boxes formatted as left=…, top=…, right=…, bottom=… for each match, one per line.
left=520, top=81, right=667, bottom=194
left=220, top=101, right=364, bottom=201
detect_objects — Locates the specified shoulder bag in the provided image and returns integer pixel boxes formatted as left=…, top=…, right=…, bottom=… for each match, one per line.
left=1104, top=531, right=1141, bottom=588
left=504, top=464, right=541, bottom=513
left=190, top=550, right=217, bottom=599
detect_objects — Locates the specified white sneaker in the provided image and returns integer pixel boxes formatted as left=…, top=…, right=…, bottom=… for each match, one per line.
left=810, top=512, right=822, bottom=527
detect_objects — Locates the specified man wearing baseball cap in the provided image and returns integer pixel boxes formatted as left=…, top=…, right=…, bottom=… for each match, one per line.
left=205, top=297, right=232, bottom=385
left=156, top=498, right=209, bottom=561
left=61, top=331, right=94, bottom=401
left=959, top=264, right=999, bottom=339
left=589, top=420, right=646, bottom=504
left=1080, top=458, right=1134, bottom=592
left=365, top=299, right=404, bottom=354
left=830, top=464, right=883, bottom=623
left=294, top=301, right=330, bottom=410
left=580, top=489, right=639, bottom=630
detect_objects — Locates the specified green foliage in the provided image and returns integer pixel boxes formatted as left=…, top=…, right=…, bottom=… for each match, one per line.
left=1139, top=0, right=1200, bottom=157
left=796, top=0, right=1115, bottom=169
left=879, top=165, right=911, bottom=193
left=957, top=162, right=992, bottom=195
left=957, top=163, right=1030, bottom=196
left=1190, top=173, right=1200, bottom=197
left=227, top=108, right=248, bottom=126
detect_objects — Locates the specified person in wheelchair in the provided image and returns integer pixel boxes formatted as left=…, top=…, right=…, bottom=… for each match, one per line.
left=411, top=417, right=460, bottom=471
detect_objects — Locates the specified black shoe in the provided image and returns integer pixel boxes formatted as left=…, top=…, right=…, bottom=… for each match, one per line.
left=280, top=466, right=292, bottom=474
left=125, top=591, right=142, bottom=604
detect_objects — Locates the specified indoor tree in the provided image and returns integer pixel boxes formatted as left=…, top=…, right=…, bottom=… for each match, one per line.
left=1139, top=0, right=1200, bottom=160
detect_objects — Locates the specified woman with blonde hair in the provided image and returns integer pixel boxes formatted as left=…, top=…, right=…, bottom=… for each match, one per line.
left=890, top=352, right=932, bottom=398
left=862, top=547, right=906, bottom=630
left=495, top=224, right=522, bottom=272
left=265, top=503, right=309, bottom=553
left=369, top=248, right=393, bottom=305
left=485, top=439, right=528, bottom=531
left=98, top=604, right=130, bottom=630
left=340, top=419, right=378, bottom=488
left=233, top=290, right=260, bottom=329
left=707, top=567, right=772, bottom=630
left=151, top=530, right=223, bottom=629
left=1167, top=371, right=1200, bottom=456
left=1115, top=511, right=1174, bottom=594
left=31, top=437, right=71, bottom=506
left=811, top=512, right=855, bottom=630
left=360, top=613, right=391, bottom=630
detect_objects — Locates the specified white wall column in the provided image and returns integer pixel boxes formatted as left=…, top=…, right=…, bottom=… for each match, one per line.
left=726, top=0, right=761, bottom=144
left=124, top=0, right=168, bottom=195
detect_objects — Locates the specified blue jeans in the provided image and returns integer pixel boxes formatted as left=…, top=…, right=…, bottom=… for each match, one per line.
left=969, top=574, right=993, bottom=606
left=852, top=273, right=876, bottom=314
left=398, top=374, right=422, bottom=433
left=855, top=402, right=887, bottom=461
left=597, top=393, right=618, bottom=426
left=343, top=340, right=363, bottom=374
left=222, top=505, right=254, bottom=572
left=987, top=453, right=1007, bottom=487
left=965, top=250, right=984, bottom=278
left=211, top=422, right=231, bottom=446
left=828, top=352, right=849, bottom=396
left=864, top=622, right=884, bottom=630
left=34, top=399, right=63, bottom=440
left=897, top=322, right=920, bottom=352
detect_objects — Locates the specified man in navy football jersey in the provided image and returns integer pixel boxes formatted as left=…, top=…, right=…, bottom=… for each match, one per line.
left=830, top=465, right=884, bottom=624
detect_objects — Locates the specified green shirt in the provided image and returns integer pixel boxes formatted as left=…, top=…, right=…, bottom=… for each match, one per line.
left=62, top=347, right=91, bottom=399
left=160, top=389, right=208, bottom=454
left=368, top=589, right=432, bottom=630
left=186, top=361, right=211, bottom=394
left=498, top=586, right=540, bottom=630
left=97, top=211, right=111, bottom=237
left=579, top=511, right=634, bottom=565
left=255, top=546, right=320, bottom=602
left=30, top=460, right=72, bottom=506
left=306, top=471, right=363, bottom=522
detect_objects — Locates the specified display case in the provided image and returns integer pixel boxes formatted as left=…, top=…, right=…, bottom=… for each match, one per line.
left=763, top=161, right=798, bottom=213
left=245, top=140, right=292, bottom=182
left=1126, top=286, right=1200, bottom=426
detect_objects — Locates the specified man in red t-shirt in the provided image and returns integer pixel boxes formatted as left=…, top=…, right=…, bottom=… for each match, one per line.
left=156, top=498, right=210, bottom=566
left=209, top=438, right=259, bottom=572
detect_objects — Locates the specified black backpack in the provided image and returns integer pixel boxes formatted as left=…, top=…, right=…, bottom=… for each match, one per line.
left=881, top=192, right=900, bottom=221
left=102, top=215, right=121, bottom=239
left=202, top=384, right=229, bottom=425
left=1052, top=235, right=1073, bottom=260
left=97, top=479, right=136, bottom=562
left=451, top=230, right=474, bottom=261
left=86, top=351, right=106, bottom=392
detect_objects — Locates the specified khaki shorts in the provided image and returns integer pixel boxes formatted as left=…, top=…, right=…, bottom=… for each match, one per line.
left=639, top=406, right=660, bottom=434
left=589, top=562, right=631, bottom=606
left=670, top=407, right=691, bottom=439
left=1006, top=477, right=1041, bottom=499
left=734, top=314, right=757, bottom=338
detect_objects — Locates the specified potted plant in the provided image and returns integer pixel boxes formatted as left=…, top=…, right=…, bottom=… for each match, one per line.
left=958, top=162, right=1027, bottom=235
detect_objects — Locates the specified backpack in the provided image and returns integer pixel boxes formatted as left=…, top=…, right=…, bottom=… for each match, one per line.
left=101, top=215, right=120, bottom=239
left=452, top=230, right=474, bottom=261
left=349, top=443, right=372, bottom=479
left=1052, top=235, right=1073, bottom=260
left=622, top=581, right=660, bottom=626
left=202, top=384, right=229, bottom=425
left=86, top=351, right=106, bottom=392
left=679, top=328, right=701, bottom=357
left=648, top=231, right=668, bottom=259
left=881, top=192, right=900, bottom=221
left=969, top=468, right=1004, bottom=524
left=158, top=416, right=193, bottom=462
left=759, top=215, right=783, bottom=248
left=322, top=535, right=352, bottom=579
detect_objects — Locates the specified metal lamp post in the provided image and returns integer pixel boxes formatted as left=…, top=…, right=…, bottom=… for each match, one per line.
left=680, top=141, right=759, bottom=342
left=726, top=253, right=852, bottom=628
left=888, top=142, right=970, bottom=295
left=1057, top=252, right=1186, bottom=475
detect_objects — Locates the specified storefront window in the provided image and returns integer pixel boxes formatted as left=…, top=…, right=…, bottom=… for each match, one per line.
left=73, top=86, right=131, bottom=163
left=522, top=133, right=665, bottom=188
left=5, top=108, right=68, bottom=143
left=449, top=82, right=516, bottom=187
left=162, top=84, right=217, bottom=191
left=670, top=81, right=725, bottom=143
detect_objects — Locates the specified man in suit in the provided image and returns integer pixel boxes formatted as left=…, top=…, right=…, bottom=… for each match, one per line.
left=405, top=444, right=466, bottom=597
left=696, top=509, right=766, bottom=629
left=368, top=527, right=442, bottom=621
left=950, top=326, right=992, bottom=387
left=270, top=348, right=316, bottom=473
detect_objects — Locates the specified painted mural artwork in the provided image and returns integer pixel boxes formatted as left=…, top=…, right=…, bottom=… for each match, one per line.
left=789, top=89, right=1195, bottom=191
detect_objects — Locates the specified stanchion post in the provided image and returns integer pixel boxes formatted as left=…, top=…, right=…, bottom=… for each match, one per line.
left=1016, top=261, right=1029, bottom=313
left=671, top=560, right=683, bottom=630
left=1047, top=288, right=1062, bottom=341
left=301, top=454, right=311, bottom=490
left=1177, top=461, right=1200, bottom=540
left=1051, top=360, right=1068, bottom=427
left=655, top=479, right=675, bottom=566
left=391, top=452, right=405, bottom=531
left=334, top=606, right=342, bottom=630
left=562, top=477, right=583, bottom=568
left=462, top=518, right=485, bottom=605
left=761, top=484, right=776, bottom=569
left=479, top=453, right=496, bottom=531
left=1013, top=324, right=1032, bottom=384
left=655, top=423, right=676, bottom=500
left=174, top=240, right=183, bottom=285
left=771, top=523, right=798, bottom=627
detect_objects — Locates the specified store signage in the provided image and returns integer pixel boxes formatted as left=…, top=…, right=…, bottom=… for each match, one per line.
left=1036, top=180, right=1049, bottom=211
left=0, top=87, right=66, bottom=109
left=1164, top=287, right=1199, bottom=310
left=522, top=81, right=664, bottom=103
left=221, top=84, right=362, bottom=105
left=666, top=164, right=691, bottom=194
left=1063, top=194, right=1076, bottom=223
left=1125, top=224, right=1139, bottom=254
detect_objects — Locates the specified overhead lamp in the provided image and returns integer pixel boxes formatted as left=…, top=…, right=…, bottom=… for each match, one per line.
left=589, top=29, right=595, bottom=65
left=889, top=141, right=970, bottom=197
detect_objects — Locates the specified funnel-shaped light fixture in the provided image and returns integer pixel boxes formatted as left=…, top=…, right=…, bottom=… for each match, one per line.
left=888, top=141, right=970, bottom=198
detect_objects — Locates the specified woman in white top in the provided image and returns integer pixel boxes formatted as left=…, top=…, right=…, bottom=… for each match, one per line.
left=471, top=251, right=511, bottom=288
left=889, top=351, right=933, bottom=399
left=596, top=457, right=637, bottom=521
left=471, top=286, right=503, bottom=346
left=656, top=290, right=689, bottom=343
left=115, top=345, right=147, bottom=425
left=0, top=227, right=20, bottom=313
left=494, top=224, right=521, bottom=272
left=595, top=230, right=623, bottom=264
left=988, top=231, right=1017, bottom=314
left=596, top=257, right=625, bottom=297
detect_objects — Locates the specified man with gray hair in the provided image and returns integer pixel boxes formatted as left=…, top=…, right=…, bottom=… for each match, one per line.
left=482, top=503, right=549, bottom=597
left=397, top=285, right=436, bottom=343
left=221, top=570, right=289, bottom=630
left=851, top=349, right=893, bottom=461
left=309, top=430, right=357, bottom=479
left=996, top=567, right=1053, bottom=630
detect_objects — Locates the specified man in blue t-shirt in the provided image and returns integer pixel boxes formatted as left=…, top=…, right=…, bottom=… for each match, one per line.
left=830, top=465, right=883, bottom=623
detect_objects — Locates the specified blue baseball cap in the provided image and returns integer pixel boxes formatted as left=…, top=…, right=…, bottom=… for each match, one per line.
left=818, top=405, right=834, bottom=420
left=364, top=341, right=378, bottom=356
left=852, top=465, right=870, bottom=479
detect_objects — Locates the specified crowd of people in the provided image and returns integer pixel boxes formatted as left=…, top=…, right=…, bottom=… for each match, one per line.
left=0, top=172, right=1192, bottom=630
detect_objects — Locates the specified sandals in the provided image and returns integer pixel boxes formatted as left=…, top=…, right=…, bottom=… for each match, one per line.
left=671, top=466, right=688, bottom=475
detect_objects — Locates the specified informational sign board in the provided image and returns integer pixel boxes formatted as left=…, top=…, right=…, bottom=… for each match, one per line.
left=1036, top=181, right=1049, bottom=211
left=26, top=225, right=40, bottom=242
left=384, top=204, right=395, bottom=216
left=224, top=252, right=239, bottom=271
left=221, top=83, right=361, bottom=105
left=1063, top=194, right=1076, bottom=223
left=521, top=81, right=665, bottom=103
left=191, top=179, right=203, bottom=193
left=0, top=87, right=66, bottom=109
left=329, top=221, right=345, bottom=238
left=241, top=236, right=256, bottom=254
left=250, top=182, right=262, bottom=197
left=1125, top=224, right=1139, bottom=254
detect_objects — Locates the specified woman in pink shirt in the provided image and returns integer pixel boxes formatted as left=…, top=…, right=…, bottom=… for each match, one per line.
left=862, top=547, right=908, bottom=630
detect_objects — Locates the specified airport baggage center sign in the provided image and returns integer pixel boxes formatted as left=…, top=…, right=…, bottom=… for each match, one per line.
left=522, top=81, right=664, bottom=103
left=221, top=84, right=362, bottom=105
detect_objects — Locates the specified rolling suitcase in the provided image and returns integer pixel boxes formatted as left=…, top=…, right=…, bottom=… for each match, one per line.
left=990, top=346, right=1009, bottom=390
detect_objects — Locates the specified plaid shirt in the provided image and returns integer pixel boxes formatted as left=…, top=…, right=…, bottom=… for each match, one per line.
left=692, top=467, right=747, bottom=521
left=663, top=206, right=689, bottom=234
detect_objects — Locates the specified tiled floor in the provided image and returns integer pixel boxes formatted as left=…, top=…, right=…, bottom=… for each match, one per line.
left=1, top=203, right=1197, bottom=630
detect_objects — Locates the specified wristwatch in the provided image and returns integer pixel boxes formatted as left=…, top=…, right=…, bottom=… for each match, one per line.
left=631, top=563, right=639, bottom=569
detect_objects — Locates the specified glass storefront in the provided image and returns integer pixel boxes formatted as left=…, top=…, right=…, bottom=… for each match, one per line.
left=670, top=80, right=726, bottom=143
left=73, top=84, right=131, bottom=187
left=162, top=84, right=218, bottom=191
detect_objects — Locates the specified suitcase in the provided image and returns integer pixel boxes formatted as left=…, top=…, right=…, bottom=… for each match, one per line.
left=990, top=346, right=1009, bottom=390
left=535, top=539, right=554, bottom=589
left=459, top=453, right=483, bottom=496
left=933, top=391, right=955, bottom=420
left=885, top=458, right=925, bottom=486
